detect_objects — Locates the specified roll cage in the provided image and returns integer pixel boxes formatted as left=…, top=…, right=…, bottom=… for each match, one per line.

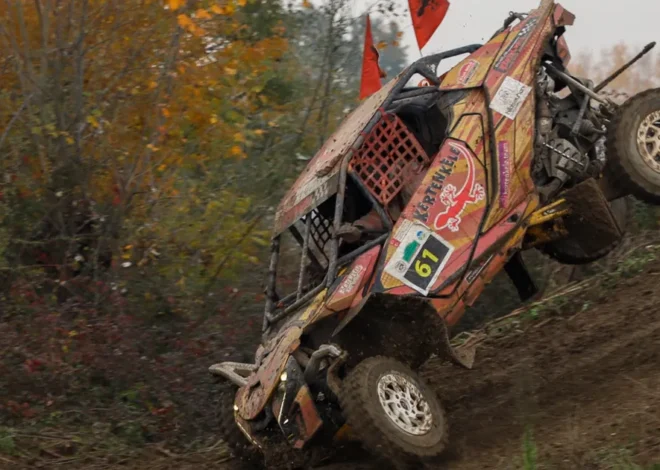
left=262, top=44, right=484, bottom=333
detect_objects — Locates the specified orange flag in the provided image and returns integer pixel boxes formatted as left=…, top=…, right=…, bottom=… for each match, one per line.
left=359, top=15, right=386, bottom=100
left=408, top=0, right=450, bottom=51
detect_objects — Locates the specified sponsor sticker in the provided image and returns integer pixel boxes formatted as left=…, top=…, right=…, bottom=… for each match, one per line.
left=431, top=143, right=485, bottom=232
left=490, top=76, right=532, bottom=120
left=458, top=60, right=479, bottom=85
left=338, top=264, right=366, bottom=295
left=493, top=16, right=539, bottom=73
left=392, top=219, right=413, bottom=247
left=412, top=141, right=485, bottom=233
left=498, top=141, right=512, bottom=207
left=294, top=177, right=332, bottom=206
left=465, top=255, right=494, bottom=284
left=385, top=222, right=454, bottom=295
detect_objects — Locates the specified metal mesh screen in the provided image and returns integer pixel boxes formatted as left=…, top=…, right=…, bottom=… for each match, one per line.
left=351, top=112, right=431, bottom=206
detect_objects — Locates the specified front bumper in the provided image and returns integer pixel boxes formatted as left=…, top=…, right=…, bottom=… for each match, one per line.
left=209, top=345, right=345, bottom=449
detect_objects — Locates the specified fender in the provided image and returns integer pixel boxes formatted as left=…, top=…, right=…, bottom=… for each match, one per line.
left=332, top=293, right=475, bottom=370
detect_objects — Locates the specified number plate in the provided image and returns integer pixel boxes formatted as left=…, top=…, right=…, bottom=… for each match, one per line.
left=384, top=222, right=454, bottom=295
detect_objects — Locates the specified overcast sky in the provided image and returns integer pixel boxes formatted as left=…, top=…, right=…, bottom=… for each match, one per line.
left=352, top=0, right=659, bottom=73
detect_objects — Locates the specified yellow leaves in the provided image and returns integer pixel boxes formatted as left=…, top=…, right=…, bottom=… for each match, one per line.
left=211, top=2, right=235, bottom=15
left=158, top=164, right=167, bottom=172
left=224, top=67, right=238, bottom=76
left=303, top=0, right=312, bottom=7
left=177, top=13, right=193, bottom=28
left=237, top=0, right=247, bottom=7
left=229, top=145, right=244, bottom=157
left=147, top=143, right=160, bottom=152
left=168, top=0, right=185, bottom=11
left=376, top=41, right=388, bottom=50
left=209, top=115, right=218, bottom=124
left=195, top=8, right=211, bottom=19
left=148, top=80, right=158, bottom=89
left=86, top=116, right=100, bottom=128
left=233, top=132, right=245, bottom=143
left=253, top=129, right=265, bottom=136
left=177, top=13, right=206, bottom=36
left=162, top=108, right=171, bottom=118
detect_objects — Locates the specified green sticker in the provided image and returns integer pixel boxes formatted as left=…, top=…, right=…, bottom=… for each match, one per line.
left=403, top=240, right=420, bottom=262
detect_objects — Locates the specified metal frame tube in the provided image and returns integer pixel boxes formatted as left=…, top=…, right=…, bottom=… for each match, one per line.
left=297, top=216, right=312, bottom=300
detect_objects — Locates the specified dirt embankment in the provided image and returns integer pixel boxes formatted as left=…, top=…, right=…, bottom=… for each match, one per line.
left=316, top=258, right=660, bottom=469
left=6, top=258, right=659, bottom=470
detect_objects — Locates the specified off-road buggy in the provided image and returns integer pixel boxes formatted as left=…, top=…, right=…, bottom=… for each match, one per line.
left=210, top=1, right=660, bottom=467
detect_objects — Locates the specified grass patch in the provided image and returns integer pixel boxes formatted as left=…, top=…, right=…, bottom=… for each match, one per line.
left=522, top=427, right=538, bottom=470
left=0, top=428, right=16, bottom=456
left=597, top=448, right=660, bottom=470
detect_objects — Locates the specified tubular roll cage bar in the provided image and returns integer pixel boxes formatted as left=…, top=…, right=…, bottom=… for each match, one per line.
left=262, top=44, right=483, bottom=334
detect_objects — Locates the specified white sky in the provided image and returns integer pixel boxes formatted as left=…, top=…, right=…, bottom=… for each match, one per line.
left=351, top=0, right=659, bottom=73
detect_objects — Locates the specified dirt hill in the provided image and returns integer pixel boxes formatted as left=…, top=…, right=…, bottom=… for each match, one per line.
left=3, top=246, right=660, bottom=470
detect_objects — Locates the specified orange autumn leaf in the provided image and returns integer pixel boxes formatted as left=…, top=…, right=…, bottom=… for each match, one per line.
left=229, top=145, right=243, bottom=157
left=195, top=8, right=211, bottom=20
left=376, top=41, right=388, bottom=50
left=302, top=0, right=312, bottom=7
left=210, top=4, right=224, bottom=14
left=177, top=14, right=193, bottom=29
left=168, top=0, right=184, bottom=11
left=191, top=25, right=206, bottom=37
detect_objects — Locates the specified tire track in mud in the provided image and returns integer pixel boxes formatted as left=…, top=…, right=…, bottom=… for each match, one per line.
left=319, top=264, right=660, bottom=469
left=213, top=264, right=660, bottom=470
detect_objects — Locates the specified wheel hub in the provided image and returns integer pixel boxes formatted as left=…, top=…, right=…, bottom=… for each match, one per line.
left=637, top=110, right=660, bottom=173
left=377, top=372, right=433, bottom=436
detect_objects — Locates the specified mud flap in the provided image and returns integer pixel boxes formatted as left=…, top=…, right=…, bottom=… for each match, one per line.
left=561, top=178, right=624, bottom=253
left=437, top=317, right=476, bottom=370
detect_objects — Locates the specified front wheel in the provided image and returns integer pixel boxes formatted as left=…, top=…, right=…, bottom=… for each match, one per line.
left=339, top=356, right=448, bottom=468
left=217, top=385, right=265, bottom=469
left=605, top=88, right=660, bottom=204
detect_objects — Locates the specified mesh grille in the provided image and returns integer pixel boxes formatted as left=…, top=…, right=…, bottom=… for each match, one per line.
left=351, top=113, right=430, bottom=206
left=306, top=209, right=332, bottom=264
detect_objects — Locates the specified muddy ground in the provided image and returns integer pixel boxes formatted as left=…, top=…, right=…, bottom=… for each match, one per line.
left=6, top=258, right=659, bottom=470
left=263, top=258, right=660, bottom=469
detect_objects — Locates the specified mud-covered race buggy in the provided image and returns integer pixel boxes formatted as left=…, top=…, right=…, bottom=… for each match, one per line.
left=210, top=1, right=659, bottom=467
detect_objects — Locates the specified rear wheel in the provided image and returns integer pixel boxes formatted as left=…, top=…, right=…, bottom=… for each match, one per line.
left=605, top=88, right=660, bottom=204
left=339, top=356, right=448, bottom=468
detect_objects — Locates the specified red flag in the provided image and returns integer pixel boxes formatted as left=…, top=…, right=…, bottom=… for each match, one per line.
left=408, top=0, right=450, bottom=51
left=359, top=15, right=386, bottom=100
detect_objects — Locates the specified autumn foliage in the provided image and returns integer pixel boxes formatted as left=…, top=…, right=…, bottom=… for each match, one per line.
left=0, top=0, right=408, bottom=463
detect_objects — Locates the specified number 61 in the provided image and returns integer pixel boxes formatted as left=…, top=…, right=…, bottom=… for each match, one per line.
left=414, top=249, right=438, bottom=278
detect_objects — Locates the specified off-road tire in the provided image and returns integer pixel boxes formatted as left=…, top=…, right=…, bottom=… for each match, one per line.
left=541, top=196, right=630, bottom=265
left=605, top=88, right=660, bottom=204
left=217, top=385, right=265, bottom=469
left=339, top=356, right=448, bottom=468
